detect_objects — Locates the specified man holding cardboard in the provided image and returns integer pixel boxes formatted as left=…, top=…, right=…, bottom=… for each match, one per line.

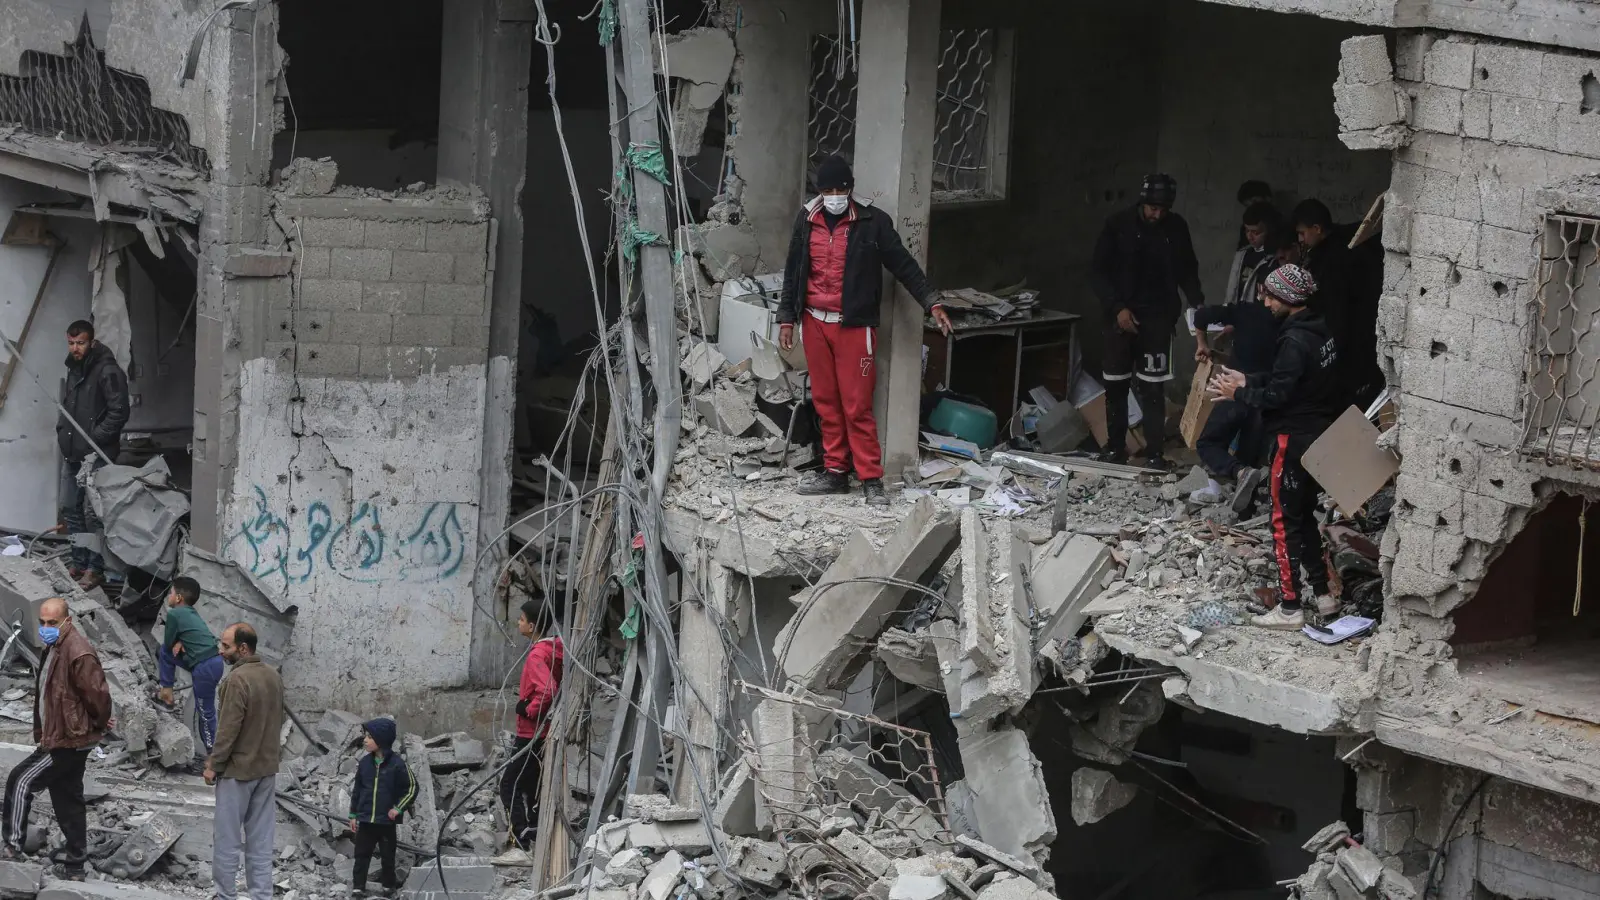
left=1208, top=265, right=1343, bottom=630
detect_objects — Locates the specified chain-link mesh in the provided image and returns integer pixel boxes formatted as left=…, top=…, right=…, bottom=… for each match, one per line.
left=741, top=685, right=953, bottom=897
left=1523, top=214, right=1600, bottom=465
left=0, top=23, right=209, bottom=172
left=932, top=29, right=994, bottom=197
left=806, top=34, right=858, bottom=191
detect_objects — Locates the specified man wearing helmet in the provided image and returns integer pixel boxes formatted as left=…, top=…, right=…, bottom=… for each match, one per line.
left=1089, top=174, right=1205, bottom=469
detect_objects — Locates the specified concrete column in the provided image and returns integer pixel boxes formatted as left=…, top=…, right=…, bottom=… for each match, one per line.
left=853, top=0, right=940, bottom=479
left=437, top=0, right=532, bottom=685
left=190, top=4, right=282, bottom=550
left=672, top=561, right=740, bottom=804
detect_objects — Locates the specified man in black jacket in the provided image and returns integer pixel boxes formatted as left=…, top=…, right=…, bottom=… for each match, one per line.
left=1209, top=265, right=1343, bottom=630
left=776, top=155, right=951, bottom=507
left=56, top=321, right=128, bottom=589
left=1293, top=199, right=1383, bottom=409
left=1090, top=174, right=1205, bottom=468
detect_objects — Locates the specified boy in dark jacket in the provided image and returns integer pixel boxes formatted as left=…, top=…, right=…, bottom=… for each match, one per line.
left=347, top=718, right=416, bottom=895
left=1209, top=265, right=1343, bottom=630
left=776, top=154, right=952, bottom=507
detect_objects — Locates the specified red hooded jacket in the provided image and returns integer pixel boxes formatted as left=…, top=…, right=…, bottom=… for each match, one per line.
left=517, top=636, right=564, bottom=740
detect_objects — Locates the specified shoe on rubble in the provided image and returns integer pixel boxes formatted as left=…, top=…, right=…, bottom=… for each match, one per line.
left=1232, top=467, right=1264, bottom=513
left=1141, top=454, right=1171, bottom=472
left=1096, top=450, right=1129, bottom=465
left=491, top=847, right=535, bottom=867
left=1188, top=479, right=1225, bottom=505
left=796, top=469, right=850, bottom=496
left=1313, top=594, right=1341, bottom=617
left=1251, top=605, right=1305, bottom=630
left=862, top=478, right=889, bottom=507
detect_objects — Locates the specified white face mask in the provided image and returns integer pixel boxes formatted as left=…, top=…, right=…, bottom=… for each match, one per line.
left=822, top=195, right=849, bottom=215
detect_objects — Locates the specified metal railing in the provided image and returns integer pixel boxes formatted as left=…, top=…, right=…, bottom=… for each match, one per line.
left=1523, top=214, right=1600, bottom=466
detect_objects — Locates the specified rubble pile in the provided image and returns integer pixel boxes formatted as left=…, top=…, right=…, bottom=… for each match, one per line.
left=1293, top=822, right=1416, bottom=900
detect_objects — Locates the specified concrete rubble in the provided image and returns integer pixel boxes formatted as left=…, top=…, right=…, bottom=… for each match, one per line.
left=1294, top=822, right=1417, bottom=900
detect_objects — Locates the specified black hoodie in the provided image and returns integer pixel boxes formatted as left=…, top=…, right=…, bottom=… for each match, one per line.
left=350, top=718, right=417, bottom=825
left=1236, top=311, right=1342, bottom=435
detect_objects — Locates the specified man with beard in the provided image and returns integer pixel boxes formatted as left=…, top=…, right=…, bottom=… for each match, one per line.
left=56, top=321, right=128, bottom=590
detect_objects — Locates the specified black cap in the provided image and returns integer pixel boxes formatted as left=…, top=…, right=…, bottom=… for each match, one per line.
left=815, top=155, right=854, bottom=192
left=1139, top=173, right=1177, bottom=208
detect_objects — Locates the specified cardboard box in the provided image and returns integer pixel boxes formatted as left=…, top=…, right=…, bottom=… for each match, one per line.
left=1303, top=406, right=1401, bottom=516
left=1180, top=360, right=1215, bottom=448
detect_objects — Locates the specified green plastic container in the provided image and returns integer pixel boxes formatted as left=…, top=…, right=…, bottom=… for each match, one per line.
left=928, top=398, right=998, bottom=449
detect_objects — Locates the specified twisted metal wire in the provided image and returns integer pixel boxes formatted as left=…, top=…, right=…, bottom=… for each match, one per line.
left=0, top=23, right=208, bottom=172
left=806, top=34, right=858, bottom=189
left=932, top=29, right=994, bottom=195
left=1523, top=215, right=1600, bottom=466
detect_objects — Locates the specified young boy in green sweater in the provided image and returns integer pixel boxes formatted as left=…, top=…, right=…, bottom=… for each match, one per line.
left=156, top=576, right=224, bottom=760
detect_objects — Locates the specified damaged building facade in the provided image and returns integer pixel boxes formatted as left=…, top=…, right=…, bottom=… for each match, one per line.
left=1, top=0, right=1600, bottom=899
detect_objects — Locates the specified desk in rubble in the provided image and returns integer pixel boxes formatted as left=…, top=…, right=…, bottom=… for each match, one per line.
left=922, top=307, right=1080, bottom=422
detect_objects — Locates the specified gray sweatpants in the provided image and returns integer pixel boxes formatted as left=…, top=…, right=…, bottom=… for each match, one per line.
left=213, top=775, right=276, bottom=900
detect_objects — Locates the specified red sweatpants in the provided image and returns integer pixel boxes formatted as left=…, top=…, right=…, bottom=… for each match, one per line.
left=801, top=317, right=882, bottom=480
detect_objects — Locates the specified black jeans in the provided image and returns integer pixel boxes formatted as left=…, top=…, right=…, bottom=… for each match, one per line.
left=1266, top=431, right=1328, bottom=610
left=352, top=822, right=398, bottom=889
left=1105, top=378, right=1167, bottom=458
left=3, top=747, right=89, bottom=854
left=58, top=457, right=104, bottom=574
left=1196, top=399, right=1263, bottom=479
left=498, top=737, right=544, bottom=849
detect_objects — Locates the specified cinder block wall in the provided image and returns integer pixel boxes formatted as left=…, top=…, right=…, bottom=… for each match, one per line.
left=1373, top=34, right=1600, bottom=638
left=265, top=195, right=492, bottom=378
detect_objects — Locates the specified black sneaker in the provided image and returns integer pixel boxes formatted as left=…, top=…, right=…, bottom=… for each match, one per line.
left=1232, top=466, right=1264, bottom=513
left=1140, top=454, right=1170, bottom=472
left=862, top=479, right=889, bottom=507
left=1096, top=449, right=1128, bottom=465
left=797, top=469, right=850, bottom=495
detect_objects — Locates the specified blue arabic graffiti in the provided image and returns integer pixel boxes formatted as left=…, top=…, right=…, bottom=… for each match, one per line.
left=227, top=486, right=468, bottom=588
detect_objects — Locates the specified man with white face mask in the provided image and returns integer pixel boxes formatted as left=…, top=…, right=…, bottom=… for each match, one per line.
left=776, top=155, right=951, bottom=507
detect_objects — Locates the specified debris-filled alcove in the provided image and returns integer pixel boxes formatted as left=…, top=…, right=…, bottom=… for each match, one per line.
left=1454, top=489, right=1600, bottom=726
left=274, top=0, right=445, bottom=189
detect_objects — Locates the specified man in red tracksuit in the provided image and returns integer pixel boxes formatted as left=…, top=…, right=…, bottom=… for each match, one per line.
left=777, top=154, right=951, bottom=507
left=495, top=599, right=564, bottom=863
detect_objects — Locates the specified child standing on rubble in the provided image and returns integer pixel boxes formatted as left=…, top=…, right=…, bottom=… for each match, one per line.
left=156, top=576, right=225, bottom=770
left=347, top=718, right=416, bottom=897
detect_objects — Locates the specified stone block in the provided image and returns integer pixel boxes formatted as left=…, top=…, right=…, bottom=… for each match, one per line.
left=396, top=855, right=495, bottom=900
left=423, top=732, right=487, bottom=771
left=1477, top=224, right=1535, bottom=280
left=331, top=247, right=393, bottom=281
left=955, top=835, right=1043, bottom=885
left=725, top=836, right=786, bottom=887
left=1489, top=95, right=1557, bottom=150
left=1337, top=846, right=1387, bottom=892
left=1477, top=43, right=1544, bottom=99
left=876, top=629, right=943, bottom=692
left=713, top=760, right=758, bottom=836
left=1423, top=39, right=1474, bottom=90
left=1335, top=81, right=1404, bottom=131
left=1402, top=304, right=1470, bottom=355
left=279, top=156, right=339, bottom=195
left=301, top=217, right=365, bottom=247
left=300, top=278, right=364, bottom=311
left=328, top=311, right=394, bottom=344
left=1462, top=91, right=1491, bottom=138
left=682, top=221, right=762, bottom=282
left=295, top=343, right=362, bottom=376
left=1470, top=317, right=1524, bottom=366
left=0, top=859, right=42, bottom=898
left=1340, top=35, right=1394, bottom=85
left=1411, top=84, right=1462, bottom=134
left=425, top=221, right=490, bottom=254
left=297, top=245, right=331, bottom=278
left=959, top=725, right=1055, bottom=863
left=363, top=281, right=426, bottom=314
left=1539, top=52, right=1599, bottom=104
left=391, top=314, right=455, bottom=346
left=1441, top=359, right=1520, bottom=419
left=364, top=220, right=426, bottom=251
left=451, top=316, right=489, bottom=349
left=1409, top=213, right=1478, bottom=265
left=361, top=346, right=424, bottom=378
left=424, top=283, right=487, bottom=316
left=891, top=874, right=949, bottom=900
left=1364, top=810, right=1418, bottom=856
left=422, top=346, right=488, bottom=370
left=1069, top=768, right=1137, bottom=826
left=696, top=383, right=757, bottom=436
left=1474, top=453, right=1537, bottom=505
left=1463, top=493, right=1512, bottom=543
left=827, top=828, right=893, bottom=877
left=774, top=497, right=959, bottom=691
left=225, top=248, right=296, bottom=278
left=391, top=250, right=455, bottom=283
left=640, top=850, right=685, bottom=900
left=38, top=881, right=177, bottom=900
left=1325, top=866, right=1363, bottom=900
left=452, top=251, right=487, bottom=285
left=751, top=699, right=818, bottom=831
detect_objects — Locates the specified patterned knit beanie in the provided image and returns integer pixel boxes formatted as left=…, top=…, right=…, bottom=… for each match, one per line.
left=1263, top=264, right=1317, bottom=306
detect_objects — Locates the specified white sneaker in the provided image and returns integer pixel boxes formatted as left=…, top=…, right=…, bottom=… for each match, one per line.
left=491, top=847, right=535, bottom=867
left=1232, top=467, right=1264, bottom=512
left=1188, top=479, right=1224, bottom=505
left=1251, top=605, right=1304, bottom=630
left=1313, top=594, right=1341, bottom=617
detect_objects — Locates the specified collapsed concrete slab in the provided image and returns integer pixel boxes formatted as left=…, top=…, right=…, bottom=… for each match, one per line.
left=958, top=726, right=1056, bottom=866
left=0, top=859, right=43, bottom=898
left=423, top=732, right=487, bottom=772
left=1069, top=769, right=1137, bottom=825
left=1068, top=680, right=1166, bottom=766
left=957, top=509, right=998, bottom=669
left=751, top=698, right=821, bottom=832
left=396, top=855, right=495, bottom=900
left=658, top=27, right=736, bottom=157
left=876, top=628, right=944, bottom=692
left=38, top=880, right=178, bottom=900
left=178, top=546, right=297, bottom=668
left=1030, top=533, right=1113, bottom=644
left=99, top=811, right=182, bottom=879
left=775, top=497, right=959, bottom=691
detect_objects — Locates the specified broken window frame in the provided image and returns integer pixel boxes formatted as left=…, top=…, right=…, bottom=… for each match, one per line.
left=1523, top=212, right=1600, bottom=468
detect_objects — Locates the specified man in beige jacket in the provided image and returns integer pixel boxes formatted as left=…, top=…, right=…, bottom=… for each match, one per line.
left=206, top=623, right=283, bottom=900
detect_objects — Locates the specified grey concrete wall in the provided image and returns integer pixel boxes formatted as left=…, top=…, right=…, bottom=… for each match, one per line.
left=0, top=176, right=95, bottom=532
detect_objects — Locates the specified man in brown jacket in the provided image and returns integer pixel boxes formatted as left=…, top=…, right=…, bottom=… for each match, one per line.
left=206, top=623, right=283, bottom=900
left=1, top=597, right=111, bottom=871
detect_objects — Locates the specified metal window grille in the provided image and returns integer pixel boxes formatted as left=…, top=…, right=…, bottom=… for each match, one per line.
left=1523, top=213, right=1600, bottom=466
left=0, top=22, right=209, bottom=173
left=932, top=29, right=995, bottom=197
left=806, top=34, right=859, bottom=190
left=805, top=30, right=1007, bottom=200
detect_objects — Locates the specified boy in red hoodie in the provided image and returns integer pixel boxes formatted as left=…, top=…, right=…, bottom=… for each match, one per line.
left=496, top=599, right=563, bottom=863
